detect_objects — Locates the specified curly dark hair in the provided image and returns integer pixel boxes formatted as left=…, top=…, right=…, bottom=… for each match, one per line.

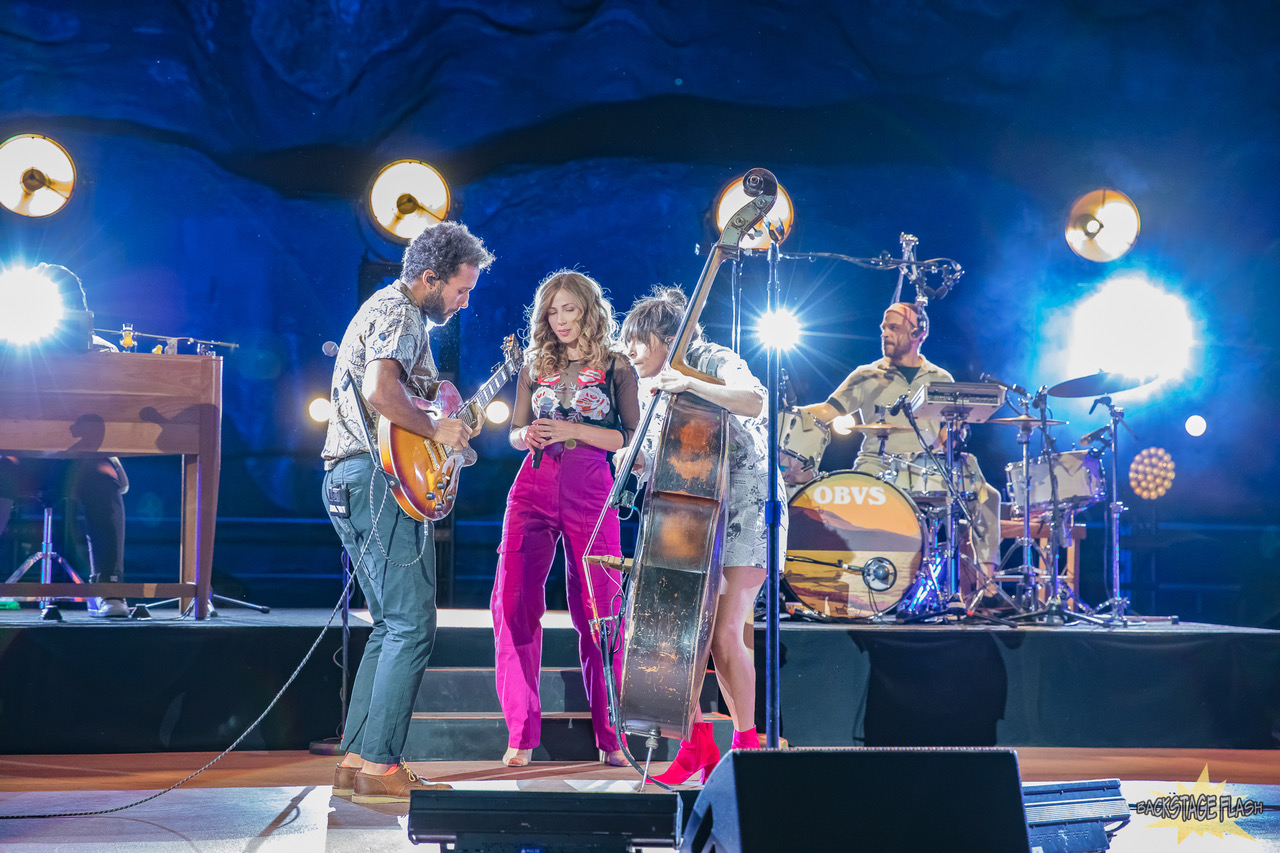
left=400, top=221, right=494, bottom=286
left=620, top=284, right=700, bottom=347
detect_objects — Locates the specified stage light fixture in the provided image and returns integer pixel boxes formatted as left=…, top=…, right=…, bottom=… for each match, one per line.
left=1129, top=446, right=1175, bottom=500
left=1065, top=188, right=1140, bottom=262
left=0, top=266, right=67, bottom=344
left=309, top=397, right=333, bottom=423
left=367, top=159, right=450, bottom=243
left=831, top=413, right=857, bottom=436
left=0, top=134, right=76, bottom=218
left=485, top=399, right=511, bottom=425
left=716, top=175, right=793, bottom=250
left=1065, top=274, right=1194, bottom=389
left=755, top=308, right=802, bottom=351
left=1184, top=414, right=1206, bottom=437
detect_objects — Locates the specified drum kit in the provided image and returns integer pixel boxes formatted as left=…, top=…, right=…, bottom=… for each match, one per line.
left=778, top=368, right=1162, bottom=626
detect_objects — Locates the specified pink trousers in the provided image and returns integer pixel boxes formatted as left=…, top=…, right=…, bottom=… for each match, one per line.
left=491, top=444, right=625, bottom=752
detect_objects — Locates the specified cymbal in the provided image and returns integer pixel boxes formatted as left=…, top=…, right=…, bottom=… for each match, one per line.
left=987, top=414, right=1066, bottom=427
left=1048, top=370, right=1156, bottom=398
left=844, top=422, right=911, bottom=435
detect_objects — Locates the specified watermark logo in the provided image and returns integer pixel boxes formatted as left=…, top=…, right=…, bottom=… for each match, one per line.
left=1133, top=765, right=1264, bottom=844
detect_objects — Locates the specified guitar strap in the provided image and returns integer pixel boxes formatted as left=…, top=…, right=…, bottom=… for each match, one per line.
left=341, top=369, right=402, bottom=492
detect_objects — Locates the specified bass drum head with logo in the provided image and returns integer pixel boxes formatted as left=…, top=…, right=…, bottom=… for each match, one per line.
left=784, top=471, right=923, bottom=618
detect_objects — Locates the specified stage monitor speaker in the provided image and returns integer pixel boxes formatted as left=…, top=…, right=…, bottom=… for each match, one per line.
left=407, top=788, right=681, bottom=852
left=680, top=747, right=1031, bottom=853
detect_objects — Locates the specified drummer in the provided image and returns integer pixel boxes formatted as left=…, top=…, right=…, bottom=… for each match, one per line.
left=800, top=301, right=1001, bottom=589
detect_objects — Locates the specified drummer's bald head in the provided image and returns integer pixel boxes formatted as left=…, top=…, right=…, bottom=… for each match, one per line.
left=885, top=302, right=926, bottom=341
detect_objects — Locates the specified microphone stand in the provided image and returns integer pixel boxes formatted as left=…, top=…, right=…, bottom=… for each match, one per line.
left=764, top=238, right=783, bottom=750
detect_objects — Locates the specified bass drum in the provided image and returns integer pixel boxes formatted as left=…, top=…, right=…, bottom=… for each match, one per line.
left=784, top=471, right=924, bottom=618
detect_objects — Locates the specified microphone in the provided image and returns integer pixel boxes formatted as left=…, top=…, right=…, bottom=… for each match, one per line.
left=888, top=394, right=908, bottom=417
left=531, top=396, right=556, bottom=469
left=323, top=340, right=339, bottom=357
left=780, top=368, right=797, bottom=408
left=979, top=372, right=1028, bottom=397
left=1079, top=425, right=1110, bottom=446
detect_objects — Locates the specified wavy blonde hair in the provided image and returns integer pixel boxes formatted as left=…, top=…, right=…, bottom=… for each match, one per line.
left=525, top=270, right=619, bottom=379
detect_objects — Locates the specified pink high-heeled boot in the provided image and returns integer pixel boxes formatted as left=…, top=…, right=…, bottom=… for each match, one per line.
left=652, top=721, right=720, bottom=785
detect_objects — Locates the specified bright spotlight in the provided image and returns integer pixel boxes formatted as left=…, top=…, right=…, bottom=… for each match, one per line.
left=1065, top=274, right=1194, bottom=388
left=756, top=308, right=802, bottom=351
left=1185, top=414, right=1206, bottom=437
left=367, top=160, right=450, bottom=244
left=831, top=413, right=857, bottom=436
left=1066, top=188, right=1140, bottom=262
left=0, top=266, right=66, bottom=344
left=309, top=397, right=333, bottom=423
left=486, top=399, right=511, bottom=425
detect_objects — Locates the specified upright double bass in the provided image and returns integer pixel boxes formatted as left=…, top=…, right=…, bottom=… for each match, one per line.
left=604, top=169, right=778, bottom=748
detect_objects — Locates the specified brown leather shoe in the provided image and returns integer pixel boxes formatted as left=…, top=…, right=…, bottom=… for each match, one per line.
left=351, top=761, right=451, bottom=803
left=332, top=762, right=358, bottom=797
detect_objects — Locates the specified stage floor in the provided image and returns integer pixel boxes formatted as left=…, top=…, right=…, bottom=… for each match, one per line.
left=1, top=750, right=1278, bottom=851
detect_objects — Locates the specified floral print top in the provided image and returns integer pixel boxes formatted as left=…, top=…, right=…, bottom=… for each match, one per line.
left=511, top=351, right=641, bottom=445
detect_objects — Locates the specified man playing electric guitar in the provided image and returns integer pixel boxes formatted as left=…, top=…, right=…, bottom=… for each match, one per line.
left=321, top=221, right=493, bottom=803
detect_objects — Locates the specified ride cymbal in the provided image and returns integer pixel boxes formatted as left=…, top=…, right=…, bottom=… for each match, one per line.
left=987, top=414, right=1066, bottom=427
left=1048, top=371, right=1155, bottom=398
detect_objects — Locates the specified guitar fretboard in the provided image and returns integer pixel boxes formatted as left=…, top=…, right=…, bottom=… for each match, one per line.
left=461, top=343, right=520, bottom=431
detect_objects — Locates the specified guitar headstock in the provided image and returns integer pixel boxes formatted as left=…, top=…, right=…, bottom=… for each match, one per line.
left=502, top=334, right=522, bottom=372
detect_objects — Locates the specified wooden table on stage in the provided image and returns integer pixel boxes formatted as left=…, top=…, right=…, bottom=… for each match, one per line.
left=999, top=516, right=1088, bottom=608
left=0, top=351, right=221, bottom=619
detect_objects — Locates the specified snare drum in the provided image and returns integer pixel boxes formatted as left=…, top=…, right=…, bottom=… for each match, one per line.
left=777, top=407, right=831, bottom=486
left=783, top=471, right=924, bottom=617
left=880, top=453, right=980, bottom=506
left=1005, top=450, right=1104, bottom=517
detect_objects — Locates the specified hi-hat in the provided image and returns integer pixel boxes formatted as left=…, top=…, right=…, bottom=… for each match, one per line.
left=1048, top=371, right=1155, bottom=398
left=0, top=134, right=76, bottom=218
left=987, top=414, right=1066, bottom=428
left=1065, top=188, right=1140, bottom=262
left=367, top=159, right=450, bottom=243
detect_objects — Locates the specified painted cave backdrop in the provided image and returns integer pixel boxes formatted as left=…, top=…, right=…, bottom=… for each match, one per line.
left=1, top=1, right=1278, bottom=626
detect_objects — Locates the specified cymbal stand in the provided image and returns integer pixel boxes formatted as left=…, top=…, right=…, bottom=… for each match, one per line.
left=1010, top=389, right=1106, bottom=626
left=896, top=398, right=1013, bottom=627
left=992, top=404, right=1043, bottom=611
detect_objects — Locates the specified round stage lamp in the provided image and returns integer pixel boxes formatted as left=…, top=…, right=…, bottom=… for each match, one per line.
left=308, top=396, right=333, bottom=423
left=0, top=266, right=66, bottom=344
left=1065, top=188, right=1140, bottom=262
left=1129, top=446, right=1175, bottom=500
left=755, top=307, right=802, bottom=351
left=368, top=160, right=450, bottom=243
left=485, top=399, right=511, bottom=425
left=0, top=134, right=76, bottom=218
left=715, top=176, right=793, bottom=250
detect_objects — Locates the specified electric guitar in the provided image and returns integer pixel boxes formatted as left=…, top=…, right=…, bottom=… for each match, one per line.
left=378, top=335, right=521, bottom=522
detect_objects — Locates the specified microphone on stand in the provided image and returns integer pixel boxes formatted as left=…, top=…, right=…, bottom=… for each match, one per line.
left=888, top=394, right=908, bottom=417
left=1079, top=425, right=1110, bottom=446
left=979, top=372, right=1028, bottom=398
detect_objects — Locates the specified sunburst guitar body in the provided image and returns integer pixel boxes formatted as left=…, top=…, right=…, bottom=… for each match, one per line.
left=378, top=335, right=521, bottom=522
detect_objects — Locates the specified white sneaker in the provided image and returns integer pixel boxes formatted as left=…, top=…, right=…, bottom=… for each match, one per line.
left=88, top=597, right=130, bottom=618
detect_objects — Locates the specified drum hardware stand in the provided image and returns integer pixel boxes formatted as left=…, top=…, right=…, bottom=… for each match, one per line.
left=1086, top=397, right=1177, bottom=626
left=894, top=397, right=1014, bottom=627
left=1007, top=389, right=1107, bottom=627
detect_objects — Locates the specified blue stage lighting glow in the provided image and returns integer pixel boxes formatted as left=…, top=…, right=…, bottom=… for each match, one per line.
left=1065, top=274, right=1195, bottom=391
left=1185, top=414, right=1206, bottom=437
left=0, top=266, right=65, bottom=345
left=756, top=308, right=802, bottom=351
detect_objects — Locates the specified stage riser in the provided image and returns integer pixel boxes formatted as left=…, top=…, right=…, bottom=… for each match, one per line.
left=414, top=666, right=719, bottom=715
left=1, top=617, right=1276, bottom=754
left=401, top=713, right=735, bottom=762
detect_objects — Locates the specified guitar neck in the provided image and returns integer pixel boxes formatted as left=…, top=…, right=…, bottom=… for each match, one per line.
left=461, top=362, right=517, bottom=430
